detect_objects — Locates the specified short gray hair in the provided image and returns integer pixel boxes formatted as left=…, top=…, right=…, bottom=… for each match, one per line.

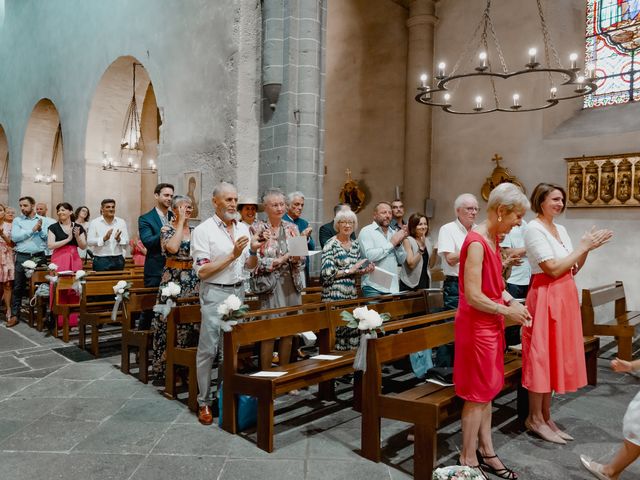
left=212, top=182, right=236, bottom=198
left=287, top=191, right=305, bottom=205
left=261, top=187, right=285, bottom=204
left=333, top=209, right=358, bottom=231
left=487, top=183, right=530, bottom=213
left=453, top=193, right=478, bottom=212
left=171, top=195, right=192, bottom=209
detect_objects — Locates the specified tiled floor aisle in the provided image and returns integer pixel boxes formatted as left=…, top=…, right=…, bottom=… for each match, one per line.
left=0, top=322, right=638, bottom=479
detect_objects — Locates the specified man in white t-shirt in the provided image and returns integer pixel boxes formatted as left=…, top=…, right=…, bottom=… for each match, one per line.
left=434, top=193, right=478, bottom=368
left=500, top=220, right=531, bottom=346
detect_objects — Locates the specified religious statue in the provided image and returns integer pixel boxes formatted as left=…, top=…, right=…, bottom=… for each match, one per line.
left=584, top=161, right=599, bottom=203
left=568, top=162, right=584, bottom=204
left=617, top=159, right=633, bottom=203
left=339, top=169, right=365, bottom=213
left=599, top=160, right=615, bottom=203
left=480, top=154, right=526, bottom=201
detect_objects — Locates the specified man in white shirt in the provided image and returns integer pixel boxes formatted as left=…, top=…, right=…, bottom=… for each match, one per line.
left=87, top=199, right=129, bottom=271
left=191, top=182, right=263, bottom=425
left=359, top=201, right=408, bottom=297
left=35, top=202, right=55, bottom=258
left=435, top=193, right=478, bottom=368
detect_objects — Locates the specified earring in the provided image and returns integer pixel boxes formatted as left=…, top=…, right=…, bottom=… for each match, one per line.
left=498, top=216, right=502, bottom=222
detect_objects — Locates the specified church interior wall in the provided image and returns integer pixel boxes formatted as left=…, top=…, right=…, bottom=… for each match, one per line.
left=0, top=0, right=256, bottom=232
left=430, top=0, right=640, bottom=308
left=0, top=125, right=9, bottom=205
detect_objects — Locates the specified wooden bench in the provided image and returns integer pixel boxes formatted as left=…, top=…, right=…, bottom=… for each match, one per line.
left=121, top=287, right=159, bottom=383
left=78, top=277, right=145, bottom=357
left=361, top=321, right=524, bottom=479
left=581, top=281, right=640, bottom=360
left=28, top=269, right=49, bottom=329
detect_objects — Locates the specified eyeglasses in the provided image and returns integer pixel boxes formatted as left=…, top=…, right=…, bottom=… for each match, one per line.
left=338, top=220, right=355, bottom=225
left=464, top=207, right=480, bottom=213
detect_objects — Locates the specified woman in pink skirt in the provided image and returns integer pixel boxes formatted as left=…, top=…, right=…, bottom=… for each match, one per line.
left=454, top=183, right=532, bottom=479
left=0, top=204, right=15, bottom=317
left=523, top=183, right=612, bottom=444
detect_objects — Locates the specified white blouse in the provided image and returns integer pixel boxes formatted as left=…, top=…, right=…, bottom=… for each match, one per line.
left=524, top=219, right=573, bottom=275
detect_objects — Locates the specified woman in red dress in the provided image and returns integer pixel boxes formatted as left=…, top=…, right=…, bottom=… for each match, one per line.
left=523, top=183, right=612, bottom=444
left=454, top=183, right=531, bottom=479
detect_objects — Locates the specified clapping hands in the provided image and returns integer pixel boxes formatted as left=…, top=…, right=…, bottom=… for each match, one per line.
left=580, top=226, right=613, bottom=252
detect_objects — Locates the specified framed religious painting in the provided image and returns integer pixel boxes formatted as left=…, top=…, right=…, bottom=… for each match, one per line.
left=183, top=171, right=201, bottom=219
left=565, top=153, right=640, bottom=207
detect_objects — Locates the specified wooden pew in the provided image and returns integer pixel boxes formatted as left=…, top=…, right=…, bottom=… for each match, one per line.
left=121, top=287, right=159, bottom=383
left=581, top=281, right=640, bottom=360
left=361, top=321, right=524, bottom=479
left=78, top=276, right=145, bottom=357
left=28, top=269, right=49, bottom=329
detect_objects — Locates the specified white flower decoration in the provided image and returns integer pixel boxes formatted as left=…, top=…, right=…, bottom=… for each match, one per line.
left=48, top=263, right=58, bottom=271
left=22, top=260, right=37, bottom=269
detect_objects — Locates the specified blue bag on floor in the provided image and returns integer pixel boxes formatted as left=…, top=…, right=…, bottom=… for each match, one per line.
left=218, top=382, right=258, bottom=431
left=409, top=348, right=434, bottom=379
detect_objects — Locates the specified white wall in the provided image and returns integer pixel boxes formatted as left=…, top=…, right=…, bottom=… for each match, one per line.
left=430, top=0, right=640, bottom=308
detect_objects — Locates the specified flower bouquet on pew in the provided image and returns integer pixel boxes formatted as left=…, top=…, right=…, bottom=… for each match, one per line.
left=152, top=281, right=182, bottom=318
left=341, top=306, right=390, bottom=372
left=111, top=279, right=133, bottom=320
left=46, top=263, right=58, bottom=283
left=22, top=259, right=38, bottom=278
left=216, top=294, right=249, bottom=332
left=72, top=270, right=86, bottom=296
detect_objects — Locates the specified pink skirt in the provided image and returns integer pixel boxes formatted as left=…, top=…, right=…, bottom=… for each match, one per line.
left=522, top=272, right=586, bottom=394
left=50, top=245, right=81, bottom=328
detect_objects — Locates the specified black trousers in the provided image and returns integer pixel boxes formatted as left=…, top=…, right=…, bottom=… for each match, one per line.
left=11, top=252, right=46, bottom=318
left=92, top=255, right=125, bottom=272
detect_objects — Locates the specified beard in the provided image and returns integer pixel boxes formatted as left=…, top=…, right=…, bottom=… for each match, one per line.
left=221, top=210, right=239, bottom=222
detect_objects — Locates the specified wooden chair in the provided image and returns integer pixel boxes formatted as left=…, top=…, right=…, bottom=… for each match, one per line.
left=121, top=287, right=159, bottom=383
left=581, top=281, right=640, bottom=360
left=51, top=276, right=81, bottom=342
left=28, top=269, right=49, bottom=329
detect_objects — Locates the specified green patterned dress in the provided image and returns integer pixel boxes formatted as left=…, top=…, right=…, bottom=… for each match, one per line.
left=321, top=236, right=365, bottom=350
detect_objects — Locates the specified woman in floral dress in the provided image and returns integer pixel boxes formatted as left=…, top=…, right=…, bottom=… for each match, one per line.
left=320, top=208, right=373, bottom=350
left=151, top=195, right=199, bottom=381
left=0, top=204, right=15, bottom=319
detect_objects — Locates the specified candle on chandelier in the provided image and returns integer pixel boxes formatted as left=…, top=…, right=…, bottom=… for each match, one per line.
left=512, top=93, right=520, bottom=107
left=528, top=48, right=537, bottom=65
left=550, top=86, right=557, bottom=99
left=444, top=93, right=451, bottom=103
left=51, top=174, right=57, bottom=181
left=420, top=73, right=428, bottom=88
left=478, top=52, right=487, bottom=69
left=475, top=96, right=483, bottom=109
left=585, top=67, right=594, bottom=79
left=569, top=53, right=578, bottom=70
left=438, top=62, right=446, bottom=78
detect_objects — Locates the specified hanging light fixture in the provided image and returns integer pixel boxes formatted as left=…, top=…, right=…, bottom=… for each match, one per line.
left=34, top=123, right=62, bottom=184
left=102, top=62, right=156, bottom=173
left=415, top=0, right=597, bottom=114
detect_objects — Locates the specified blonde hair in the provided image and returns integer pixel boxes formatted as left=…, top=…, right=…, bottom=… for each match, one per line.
left=487, top=183, right=530, bottom=213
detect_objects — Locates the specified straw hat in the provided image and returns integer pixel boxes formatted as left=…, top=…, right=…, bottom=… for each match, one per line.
left=237, top=196, right=263, bottom=212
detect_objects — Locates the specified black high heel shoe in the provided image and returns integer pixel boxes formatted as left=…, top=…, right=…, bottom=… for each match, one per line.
left=476, top=450, right=518, bottom=479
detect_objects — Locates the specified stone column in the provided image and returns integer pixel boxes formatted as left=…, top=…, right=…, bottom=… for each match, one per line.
left=403, top=0, right=436, bottom=213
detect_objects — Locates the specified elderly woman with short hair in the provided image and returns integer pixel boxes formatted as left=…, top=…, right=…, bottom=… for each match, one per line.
left=151, top=195, right=199, bottom=383
left=321, top=209, right=374, bottom=350
left=454, top=183, right=532, bottom=479
left=252, top=188, right=306, bottom=369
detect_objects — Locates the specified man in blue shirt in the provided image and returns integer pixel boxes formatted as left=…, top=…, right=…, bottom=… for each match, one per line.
left=8, top=196, right=49, bottom=327
left=284, top=191, right=315, bottom=283
left=358, top=201, right=408, bottom=297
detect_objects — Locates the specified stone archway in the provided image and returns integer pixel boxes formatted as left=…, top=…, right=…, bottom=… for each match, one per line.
left=21, top=99, right=64, bottom=213
left=0, top=124, right=8, bottom=204
left=84, top=56, right=159, bottom=234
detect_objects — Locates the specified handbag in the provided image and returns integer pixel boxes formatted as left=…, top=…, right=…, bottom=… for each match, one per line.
left=218, top=382, right=257, bottom=431
left=249, top=272, right=278, bottom=295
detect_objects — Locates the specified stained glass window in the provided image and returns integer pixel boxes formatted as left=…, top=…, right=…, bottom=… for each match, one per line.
left=584, top=0, right=640, bottom=108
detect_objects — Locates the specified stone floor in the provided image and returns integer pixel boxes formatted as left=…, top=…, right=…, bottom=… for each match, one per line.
left=0, top=321, right=638, bottom=480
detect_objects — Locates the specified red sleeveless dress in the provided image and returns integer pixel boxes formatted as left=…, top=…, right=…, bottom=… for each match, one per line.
left=453, top=231, right=506, bottom=403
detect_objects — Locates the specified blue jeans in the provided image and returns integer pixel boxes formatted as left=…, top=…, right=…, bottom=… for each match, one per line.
left=436, top=278, right=460, bottom=368
left=361, top=285, right=385, bottom=298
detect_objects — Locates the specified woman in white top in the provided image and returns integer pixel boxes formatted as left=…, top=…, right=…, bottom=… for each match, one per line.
left=400, top=213, right=436, bottom=291
left=522, top=183, right=612, bottom=445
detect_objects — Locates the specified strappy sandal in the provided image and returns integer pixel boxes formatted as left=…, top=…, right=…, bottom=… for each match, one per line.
left=476, top=450, right=518, bottom=479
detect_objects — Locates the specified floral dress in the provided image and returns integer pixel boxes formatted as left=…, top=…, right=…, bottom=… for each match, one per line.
left=0, top=223, right=14, bottom=282
left=321, top=236, right=365, bottom=350
left=151, top=225, right=200, bottom=377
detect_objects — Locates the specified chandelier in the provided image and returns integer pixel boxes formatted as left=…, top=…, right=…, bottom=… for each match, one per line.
left=34, top=123, right=62, bottom=184
left=103, top=62, right=156, bottom=173
left=415, top=0, right=598, bottom=114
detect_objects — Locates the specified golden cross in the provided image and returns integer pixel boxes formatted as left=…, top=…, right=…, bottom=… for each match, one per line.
left=492, top=154, right=502, bottom=167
